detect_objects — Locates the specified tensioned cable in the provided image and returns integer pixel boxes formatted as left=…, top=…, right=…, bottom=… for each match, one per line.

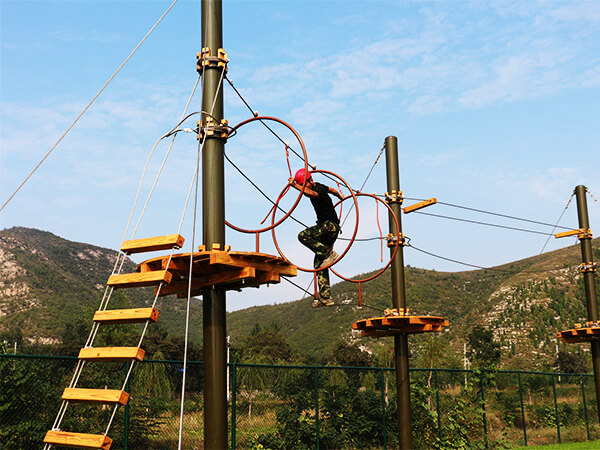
left=4, top=0, right=180, bottom=216
left=539, top=194, right=575, bottom=254
left=411, top=211, right=555, bottom=236
left=400, top=196, right=575, bottom=231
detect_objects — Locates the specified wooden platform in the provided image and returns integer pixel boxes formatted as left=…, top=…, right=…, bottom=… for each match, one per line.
left=120, top=234, right=185, bottom=254
left=43, top=431, right=112, bottom=449
left=93, top=307, right=159, bottom=324
left=78, top=347, right=145, bottom=362
left=135, top=247, right=297, bottom=297
left=353, top=314, right=448, bottom=337
left=558, top=327, right=600, bottom=343
left=62, top=388, right=130, bottom=405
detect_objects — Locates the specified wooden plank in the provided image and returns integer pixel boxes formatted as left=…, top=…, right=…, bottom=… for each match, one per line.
left=43, top=431, right=112, bottom=449
left=62, top=388, right=129, bottom=405
left=120, top=234, right=185, bottom=254
left=158, top=267, right=255, bottom=296
left=107, top=270, right=172, bottom=288
left=79, top=347, right=145, bottom=362
left=93, top=308, right=159, bottom=324
left=210, top=252, right=297, bottom=276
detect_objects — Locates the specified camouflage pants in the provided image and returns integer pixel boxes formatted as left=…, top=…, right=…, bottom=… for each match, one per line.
left=298, top=220, right=340, bottom=300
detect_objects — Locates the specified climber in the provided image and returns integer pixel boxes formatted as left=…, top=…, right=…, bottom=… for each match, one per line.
left=289, top=168, right=343, bottom=307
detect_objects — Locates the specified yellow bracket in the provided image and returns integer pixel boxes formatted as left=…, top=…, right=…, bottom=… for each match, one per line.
left=198, top=117, right=230, bottom=141
left=579, top=262, right=598, bottom=273
left=386, top=233, right=407, bottom=247
left=554, top=228, right=593, bottom=239
left=197, top=47, right=229, bottom=74
left=385, top=190, right=403, bottom=205
left=403, top=197, right=437, bottom=214
left=384, top=308, right=410, bottom=316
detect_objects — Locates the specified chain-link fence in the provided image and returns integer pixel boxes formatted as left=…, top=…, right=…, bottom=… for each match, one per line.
left=2, top=354, right=599, bottom=449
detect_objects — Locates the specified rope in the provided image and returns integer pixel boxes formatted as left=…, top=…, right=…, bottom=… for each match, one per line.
left=7, top=0, right=180, bottom=217
left=412, top=210, right=556, bottom=236
left=539, top=194, right=575, bottom=254
left=588, top=188, right=600, bottom=205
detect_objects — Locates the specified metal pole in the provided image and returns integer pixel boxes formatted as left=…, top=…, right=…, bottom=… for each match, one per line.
left=385, top=135, right=413, bottom=449
left=581, top=375, right=590, bottom=441
left=574, top=185, right=600, bottom=425
left=552, top=373, right=561, bottom=443
left=517, top=371, right=528, bottom=446
left=380, top=368, right=388, bottom=450
left=231, top=363, right=237, bottom=449
left=201, top=1, right=227, bottom=448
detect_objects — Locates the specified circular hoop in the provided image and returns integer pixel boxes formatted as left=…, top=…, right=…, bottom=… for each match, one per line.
left=330, top=192, right=401, bottom=283
left=271, top=169, right=359, bottom=273
left=224, top=116, right=309, bottom=234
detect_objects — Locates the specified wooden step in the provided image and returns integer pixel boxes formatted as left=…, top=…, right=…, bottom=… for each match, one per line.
left=107, top=270, right=172, bottom=288
left=43, top=430, right=112, bottom=449
left=79, top=347, right=145, bottom=362
left=93, top=307, right=159, bottom=324
left=62, top=387, right=129, bottom=405
left=120, top=234, right=185, bottom=254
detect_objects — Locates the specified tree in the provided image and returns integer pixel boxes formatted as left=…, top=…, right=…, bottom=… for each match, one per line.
left=467, top=325, right=501, bottom=368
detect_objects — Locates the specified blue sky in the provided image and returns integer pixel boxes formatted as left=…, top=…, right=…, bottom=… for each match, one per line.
left=1, top=0, right=599, bottom=312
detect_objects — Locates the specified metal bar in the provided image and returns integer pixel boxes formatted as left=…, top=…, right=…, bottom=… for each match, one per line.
left=574, top=185, right=600, bottom=426
left=552, top=373, right=561, bottom=443
left=201, top=0, right=227, bottom=448
left=380, top=368, right=387, bottom=450
left=315, top=367, right=320, bottom=449
left=581, top=374, right=590, bottom=441
left=480, top=373, right=488, bottom=449
left=385, top=135, right=413, bottom=449
left=517, top=371, right=527, bottom=446
left=231, top=363, right=237, bottom=449
left=434, top=369, right=442, bottom=444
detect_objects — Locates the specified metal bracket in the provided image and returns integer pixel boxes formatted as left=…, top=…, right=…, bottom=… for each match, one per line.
left=385, top=190, right=403, bottom=205
left=579, top=262, right=598, bottom=273
left=578, top=228, right=593, bottom=239
left=386, top=233, right=406, bottom=247
left=196, top=47, right=229, bottom=74
left=384, top=307, right=410, bottom=317
left=197, top=117, right=230, bottom=141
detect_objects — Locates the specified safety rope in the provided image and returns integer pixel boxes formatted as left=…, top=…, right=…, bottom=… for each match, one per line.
left=539, top=194, right=575, bottom=254
left=8, top=0, right=180, bottom=217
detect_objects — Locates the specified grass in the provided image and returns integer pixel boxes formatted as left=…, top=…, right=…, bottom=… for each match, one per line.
left=515, top=441, right=600, bottom=449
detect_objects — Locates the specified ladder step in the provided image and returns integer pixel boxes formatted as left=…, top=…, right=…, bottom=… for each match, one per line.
left=79, top=347, right=145, bottom=362
left=107, top=270, right=172, bottom=288
left=120, top=234, right=185, bottom=254
left=93, top=307, right=159, bottom=324
left=43, top=431, right=112, bottom=449
left=62, top=387, right=130, bottom=405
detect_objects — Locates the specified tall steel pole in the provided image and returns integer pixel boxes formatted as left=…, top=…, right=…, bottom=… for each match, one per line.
left=574, top=185, right=600, bottom=424
left=201, top=0, right=227, bottom=448
left=385, top=136, right=413, bottom=449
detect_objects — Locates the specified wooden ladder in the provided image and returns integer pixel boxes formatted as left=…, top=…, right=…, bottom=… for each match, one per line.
left=43, top=235, right=183, bottom=449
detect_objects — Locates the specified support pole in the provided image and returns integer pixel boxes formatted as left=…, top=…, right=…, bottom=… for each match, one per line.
left=385, top=136, right=413, bottom=449
left=574, top=185, right=600, bottom=425
left=201, top=0, right=227, bottom=448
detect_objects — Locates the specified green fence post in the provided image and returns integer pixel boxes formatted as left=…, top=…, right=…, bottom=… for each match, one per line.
left=480, top=371, right=488, bottom=449
left=380, top=368, right=387, bottom=450
left=552, top=373, right=561, bottom=443
left=581, top=375, right=590, bottom=441
left=434, top=369, right=442, bottom=444
left=231, top=363, right=237, bottom=449
left=517, top=371, right=527, bottom=446
left=314, top=367, right=320, bottom=450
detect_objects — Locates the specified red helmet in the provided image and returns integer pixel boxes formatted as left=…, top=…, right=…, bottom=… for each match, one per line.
left=294, top=168, right=312, bottom=184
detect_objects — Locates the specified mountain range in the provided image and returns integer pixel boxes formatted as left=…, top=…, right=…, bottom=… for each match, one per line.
left=1, top=226, right=599, bottom=369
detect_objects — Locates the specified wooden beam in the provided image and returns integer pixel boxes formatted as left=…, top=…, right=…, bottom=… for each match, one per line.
left=62, top=388, right=129, bottom=405
left=120, top=234, right=185, bottom=254
left=93, top=308, right=159, bottom=324
left=43, top=431, right=113, bottom=449
left=210, top=251, right=297, bottom=276
left=78, top=347, right=145, bottom=362
left=107, top=270, right=172, bottom=288
left=157, top=267, right=256, bottom=296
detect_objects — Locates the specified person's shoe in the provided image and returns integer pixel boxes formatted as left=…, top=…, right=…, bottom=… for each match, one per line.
left=312, top=298, right=335, bottom=308
left=319, top=250, right=339, bottom=269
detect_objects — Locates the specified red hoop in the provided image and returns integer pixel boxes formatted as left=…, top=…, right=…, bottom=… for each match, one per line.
left=330, top=192, right=401, bottom=283
left=271, top=170, right=359, bottom=273
left=224, top=116, right=309, bottom=234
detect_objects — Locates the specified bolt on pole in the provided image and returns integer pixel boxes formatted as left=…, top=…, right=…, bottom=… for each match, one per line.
left=574, top=185, right=600, bottom=425
left=201, top=0, right=227, bottom=448
left=385, top=136, right=413, bottom=449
